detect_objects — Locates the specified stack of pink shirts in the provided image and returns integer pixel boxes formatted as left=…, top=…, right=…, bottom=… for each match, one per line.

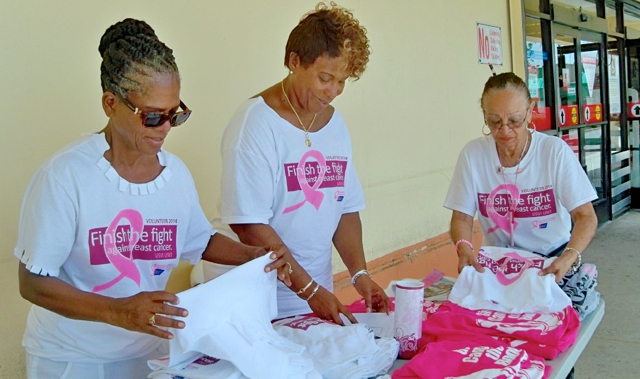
left=393, top=246, right=581, bottom=379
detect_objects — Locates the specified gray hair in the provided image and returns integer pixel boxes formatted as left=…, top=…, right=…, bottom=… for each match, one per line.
left=480, top=72, right=532, bottom=111
left=99, top=18, right=179, bottom=97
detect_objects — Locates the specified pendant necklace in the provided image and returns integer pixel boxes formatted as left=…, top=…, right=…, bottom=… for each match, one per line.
left=281, top=79, right=317, bottom=147
left=497, top=132, right=530, bottom=246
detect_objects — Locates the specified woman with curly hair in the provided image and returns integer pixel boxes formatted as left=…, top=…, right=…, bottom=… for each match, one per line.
left=213, top=2, right=390, bottom=323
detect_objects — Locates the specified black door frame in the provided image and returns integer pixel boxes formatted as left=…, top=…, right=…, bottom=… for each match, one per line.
left=550, top=24, right=611, bottom=223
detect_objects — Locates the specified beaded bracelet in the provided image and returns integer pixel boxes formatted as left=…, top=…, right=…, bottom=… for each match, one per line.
left=306, top=284, right=321, bottom=302
left=296, top=278, right=314, bottom=295
left=454, top=239, right=473, bottom=255
left=351, top=269, right=371, bottom=286
left=564, top=247, right=582, bottom=273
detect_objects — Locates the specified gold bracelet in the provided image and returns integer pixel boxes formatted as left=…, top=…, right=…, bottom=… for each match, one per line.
left=296, top=278, right=314, bottom=295
left=306, top=284, right=321, bottom=302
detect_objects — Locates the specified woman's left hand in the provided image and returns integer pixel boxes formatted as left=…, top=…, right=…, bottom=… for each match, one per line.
left=307, top=287, right=358, bottom=325
left=353, top=275, right=391, bottom=314
left=539, top=252, right=576, bottom=282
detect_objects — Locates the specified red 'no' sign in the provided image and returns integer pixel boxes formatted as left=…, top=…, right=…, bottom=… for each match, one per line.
left=478, top=29, right=489, bottom=60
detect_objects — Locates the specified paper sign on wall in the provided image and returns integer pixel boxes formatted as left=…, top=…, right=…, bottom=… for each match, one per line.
left=528, top=72, right=539, bottom=99
left=582, top=53, right=598, bottom=98
left=562, top=68, right=570, bottom=90
left=477, top=23, right=502, bottom=65
left=608, top=53, right=621, bottom=114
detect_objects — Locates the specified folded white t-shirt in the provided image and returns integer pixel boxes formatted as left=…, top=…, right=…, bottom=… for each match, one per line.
left=273, top=315, right=398, bottom=378
left=449, top=246, right=571, bottom=313
left=168, top=253, right=320, bottom=379
left=148, top=354, right=246, bottom=379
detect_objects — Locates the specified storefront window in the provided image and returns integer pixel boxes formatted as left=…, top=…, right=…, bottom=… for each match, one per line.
left=560, top=127, right=602, bottom=199
left=555, top=34, right=579, bottom=127
left=524, top=0, right=542, bottom=14
left=607, top=36, right=622, bottom=153
left=580, top=38, right=604, bottom=125
left=560, top=129, right=580, bottom=159
left=526, top=17, right=551, bottom=130
left=605, top=5, right=619, bottom=35
left=550, top=0, right=600, bottom=18
left=625, top=11, right=640, bottom=39
left=583, top=126, right=605, bottom=199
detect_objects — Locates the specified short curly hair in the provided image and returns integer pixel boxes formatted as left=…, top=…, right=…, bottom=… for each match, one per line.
left=284, top=2, right=370, bottom=81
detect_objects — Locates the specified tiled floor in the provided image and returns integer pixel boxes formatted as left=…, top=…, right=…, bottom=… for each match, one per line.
left=574, top=209, right=640, bottom=378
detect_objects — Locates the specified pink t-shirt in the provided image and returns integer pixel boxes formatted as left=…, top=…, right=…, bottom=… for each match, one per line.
left=421, top=302, right=579, bottom=359
left=392, top=339, right=551, bottom=379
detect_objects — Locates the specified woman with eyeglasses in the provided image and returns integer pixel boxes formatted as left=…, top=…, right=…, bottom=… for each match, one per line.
left=15, top=18, right=288, bottom=378
left=444, top=72, right=598, bottom=282
left=210, top=2, right=390, bottom=324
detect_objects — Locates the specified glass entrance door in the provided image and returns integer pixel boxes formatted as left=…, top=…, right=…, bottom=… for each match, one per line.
left=626, top=38, right=640, bottom=208
left=607, top=36, right=631, bottom=216
left=553, top=24, right=610, bottom=222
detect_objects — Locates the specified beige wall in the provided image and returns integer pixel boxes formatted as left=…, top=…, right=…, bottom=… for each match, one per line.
left=0, top=0, right=515, bottom=375
left=510, top=0, right=526, bottom=77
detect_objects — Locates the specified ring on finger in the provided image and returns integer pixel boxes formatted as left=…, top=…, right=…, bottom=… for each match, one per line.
left=148, top=314, right=156, bottom=326
left=285, top=262, right=293, bottom=275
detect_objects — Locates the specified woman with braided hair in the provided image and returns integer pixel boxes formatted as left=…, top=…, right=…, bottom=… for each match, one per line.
left=15, top=18, right=289, bottom=378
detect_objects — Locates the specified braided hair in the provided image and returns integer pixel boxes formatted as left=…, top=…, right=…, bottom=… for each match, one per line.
left=99, top=18, right=179, bottom=97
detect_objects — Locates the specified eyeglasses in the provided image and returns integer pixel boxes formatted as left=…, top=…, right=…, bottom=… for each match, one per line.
left=485, top=108, right=529, bottom=130
left=117, top=93, right=192, bottom=127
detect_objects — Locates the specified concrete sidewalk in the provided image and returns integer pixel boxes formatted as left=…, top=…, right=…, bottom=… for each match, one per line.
left=575, top=210, right=640, bottom=378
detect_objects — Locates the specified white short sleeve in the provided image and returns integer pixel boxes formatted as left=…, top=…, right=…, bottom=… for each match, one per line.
left=342, top=140, right=365, bottom=214
left=14, top=166, right=76, bottom=277
left=443, top=144, right=478, bottom=217
left=220, top=100, right=286, bottom=225
left=220, top=147, right=276, bottom=225
left=180, top=183, right=215, bottom=265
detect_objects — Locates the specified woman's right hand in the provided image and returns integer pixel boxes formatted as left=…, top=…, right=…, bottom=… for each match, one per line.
left=109, top=291, right=188, bottom=340
left=262, top=244, right=295, bottom=287
left=307, top=286, right=358, bottom=325
left=19, top=263, right=186, bottom=340
left=457, top=247, right=485, bottom=274
left=450, top=211, right=484, bottom=274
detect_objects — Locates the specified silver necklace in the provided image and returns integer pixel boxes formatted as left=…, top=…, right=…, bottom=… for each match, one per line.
left=497, top=132, right=530, bottom=174
left=497, top=132, right=530, bottom=246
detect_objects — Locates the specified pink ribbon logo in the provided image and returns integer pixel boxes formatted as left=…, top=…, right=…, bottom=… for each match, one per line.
left=496, top=251, right=537, bottom=285
left=92, top=209, right=143, bottom=293
left=486, top=184, right=520, bottom=235
left=282, top=150, right=326, bottom=214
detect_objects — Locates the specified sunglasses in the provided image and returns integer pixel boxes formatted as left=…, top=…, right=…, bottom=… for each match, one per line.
left=117, top=92, right=192, bottom=127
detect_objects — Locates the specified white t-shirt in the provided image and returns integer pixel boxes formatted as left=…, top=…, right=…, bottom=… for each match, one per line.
left=14, top=133, right=213, bottom=364
left=214, top=97, right=365, bottom=318
left=449, top=246, right=571, bottom=314
left=273, top=315, right=398, bottom=378
left=444, top=132, right=597, bottom=255
left=170, top=253, right=319, bottom=379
